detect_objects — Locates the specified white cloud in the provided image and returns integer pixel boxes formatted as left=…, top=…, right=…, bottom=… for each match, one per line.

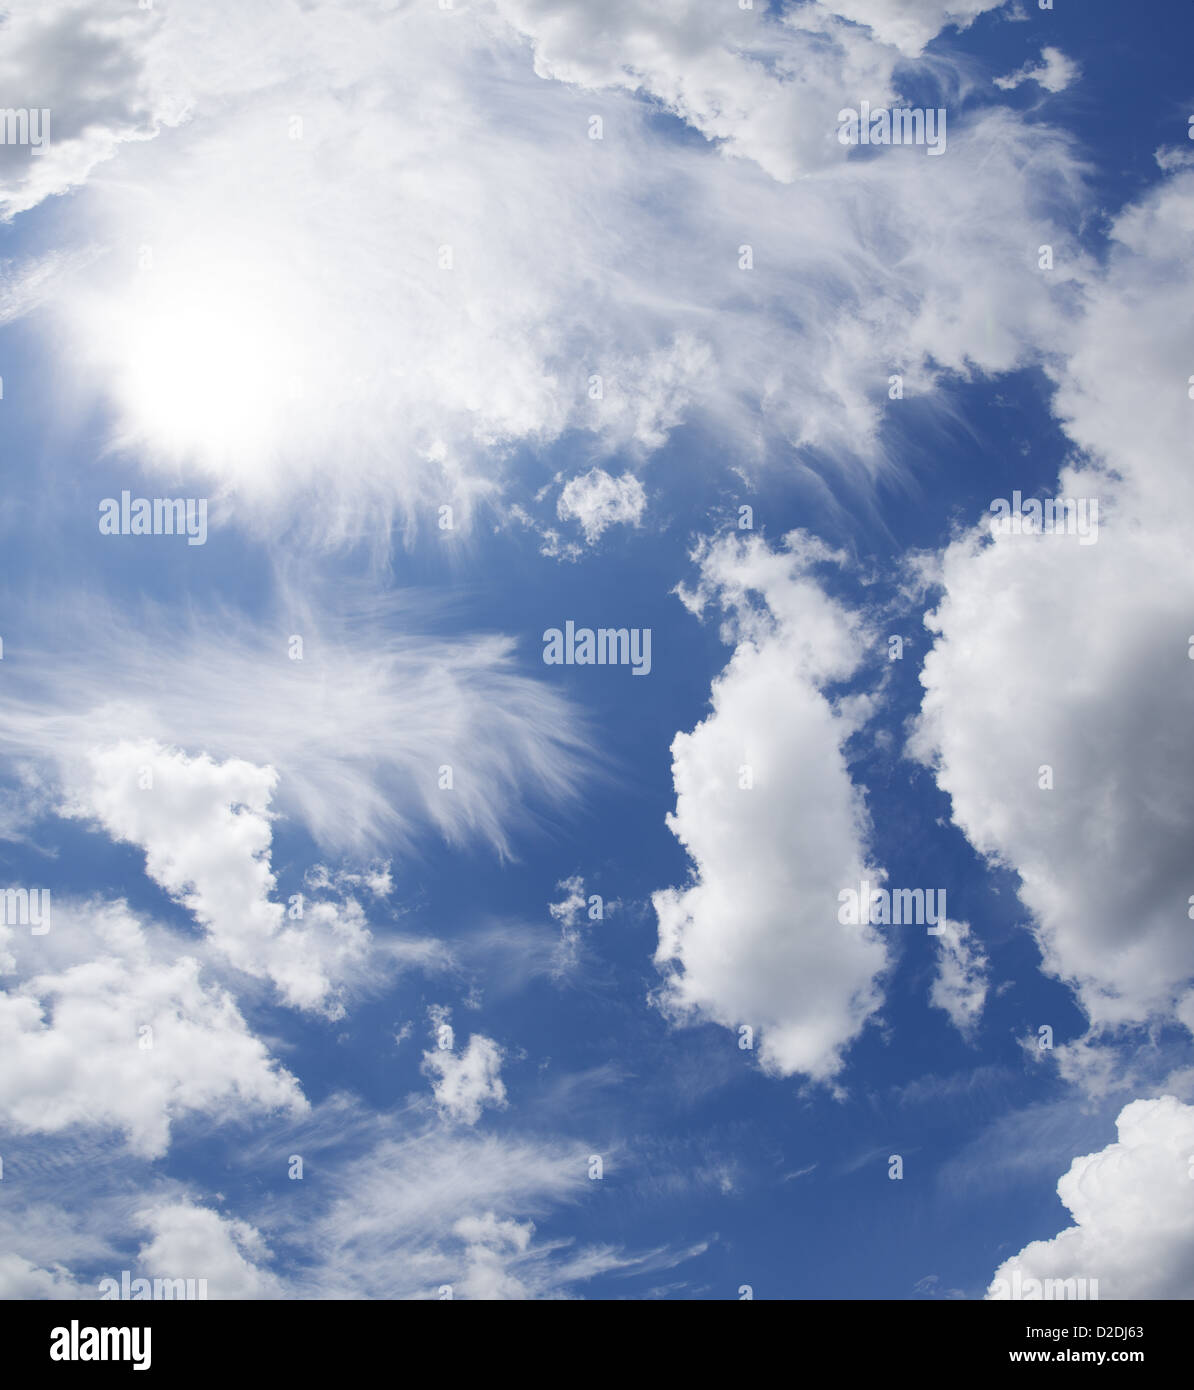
left=0, top=0, right=1086, bottom=545
left=548, top=876, right=589, bottom=932
left=63, top=740, right=377, bottom=1016
left=494, top=0, right=907, bottom=180
left=929, top=920, right=988, bottom=1039
left=813, top=0, right=1005, bottom=58
left=0, top=899, right=305, bottom=1158
left=135, top=1200, right=282, bottom=1300
left=306, top=862, right=394, bottom=900
left=912, top=168, right=1194, bottom=1030
left=652, top=531, right=888, bottom=1081
left=995, top=46, right=1080, bottom=93
left=988, top=1096, right=1194, bottom=1299
left=547, top=874, right=613, bottom=976
left=556, top=468, right=647, bottom=545
left=0, top=595, right=585, bottom=859
left=549, top=875, right=587, bottom=976
left=0, top=1253, right=84, bottom=1299
left=0, top=0, right=175, bottom=220
left=422, top=1033, right=508, bottom=1125
left=452, top=1213, right=535, bottom=1300
left=287, top=1124, right=643, bottom=1298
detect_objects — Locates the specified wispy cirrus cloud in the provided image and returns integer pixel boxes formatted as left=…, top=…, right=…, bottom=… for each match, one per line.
left=0, top=591, right=588, bottom=858
left=0, top=0, right=1090, bottom=548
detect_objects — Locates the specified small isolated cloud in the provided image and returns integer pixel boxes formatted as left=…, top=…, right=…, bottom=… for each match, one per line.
left=913, top=1273, right=966, bottom=1299
left=547, top=874, right=613, bottom=977
left=306, top=863, right=394, bottom=900
left=987, top=1096, right=1194, bottom=1299
left=556, top=468, right=647, bottom=545
left=549, top=875, right=587, bottom=976
left=423, top=1034, right=508, bottom=1125
left=929, top=921, right=989, bottom=1040
left=652, top=531, right=888, bottom=1082
left=995, top=46, right=1081, bottom=94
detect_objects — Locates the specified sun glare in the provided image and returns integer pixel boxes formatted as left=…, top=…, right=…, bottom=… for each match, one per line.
left=107, top=252, right=306, bottom=481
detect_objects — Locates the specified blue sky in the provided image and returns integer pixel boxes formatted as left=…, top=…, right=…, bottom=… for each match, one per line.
left=1, top=0, right=1193, bottom=1301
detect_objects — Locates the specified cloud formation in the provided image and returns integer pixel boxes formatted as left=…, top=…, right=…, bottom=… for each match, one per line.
left=988, top=1095, right=1194, bottom=1299
left=929, top=920, right=988, bottom=1040
left=0, top=595, right=586, bottom=858
left=423, top=1034, right=509, bottom=1126
left=913, top=168, right=1194, bottom=1031
left=653, top=531, right=888, bottom=1081
left=0, top=900, right=305, bottom=1158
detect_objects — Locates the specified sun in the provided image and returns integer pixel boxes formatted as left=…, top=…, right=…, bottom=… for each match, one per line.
left=89, top=243, right=309, bottom=488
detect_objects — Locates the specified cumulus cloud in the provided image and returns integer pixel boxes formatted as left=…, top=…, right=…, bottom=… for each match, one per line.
left=64, top=741, right=375, bottom=1016
left=0, top=1253, right=84, bottom=1299
left=556, top=468, right=647, bottom=545
left=652, top=530, right=888, bottom=1081
left=494, top=0, right=910, bottom=179
left=0, top=899, right=305, bottom=1158
left=929, top=920, right=988, bottom=1039
left=912, top=168, right=1194, bottom=1030
left=995, top=46, right=1080, bottom=93
left=134, top=1200, right=283, bottom=1300
left=423, top=1033, right=509, bottom=1125
left=988, top=1096, right=1194, bottom=1299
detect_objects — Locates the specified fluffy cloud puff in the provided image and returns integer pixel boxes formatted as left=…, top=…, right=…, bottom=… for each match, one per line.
left=133, top=1200, right=283, bottom=1300
left=988, top=1095, right=1194, bottom=1299
left=422, top=1034, right=509, bottom=1125
left=556, top=468, right=647, bottom=545
left=912, top=168, right=1194, bottom=1030
left=0, top=899, right=305, bottom=1158
left=995, top=46, right=1081, bottom=94
left=652, top=530, right=888, bottom=1081
left=66, top=741, right=374, bottom=1016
